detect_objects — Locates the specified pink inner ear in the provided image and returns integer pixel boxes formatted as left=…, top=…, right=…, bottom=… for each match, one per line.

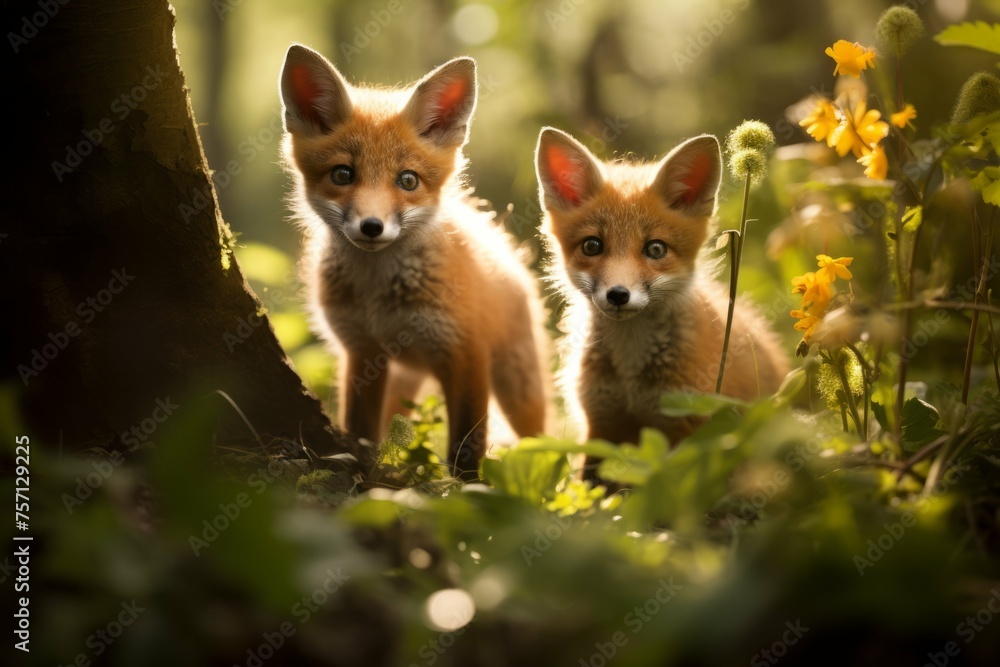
left=545, top=145, right=584, bottom=206
left=290, top=64, right=321, bottom=122
left=678, top=153, right=711, bottom=204
left=433, top=79, right=468, bottom=126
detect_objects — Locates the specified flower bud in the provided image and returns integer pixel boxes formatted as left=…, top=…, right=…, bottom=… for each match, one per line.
left=728, top=148, right=768, bottom=186
left=726, top=120, right=776, bottom=158
left=875, top=6, right=925, bottom=58
left=951, top=72, right=1000, bottom=126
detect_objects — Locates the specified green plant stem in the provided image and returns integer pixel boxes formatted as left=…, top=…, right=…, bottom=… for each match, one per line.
left=961, top=310, right=981, bottom=405
left=845, top=342, right=870, bottom=440
left=896, top=57, right=904, bottom=158
left=716, top=176, right=751, bottom=394
left=986, top=289, right=1000, bottom=394
left=894, top=142, right=952, bottom=442
left=835, top=358, right=864, bottom=438
left=962, top=206, right=996, bottom=404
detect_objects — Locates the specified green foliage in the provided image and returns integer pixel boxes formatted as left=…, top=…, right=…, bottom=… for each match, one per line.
left=971, top=166, right=1000, bottom=206
left=900, top=397, right=947, bottom=452
left=480, top=443, right=570, bottom=506
left=901, top=205, right=923, bottom=233
left=661, top=391, right=747, bottom=416
left=380, top=397, right=449, bottom=484
left=19, top=381, right=1000, bottom=665
left=934, top=21, right=1000, bottom=56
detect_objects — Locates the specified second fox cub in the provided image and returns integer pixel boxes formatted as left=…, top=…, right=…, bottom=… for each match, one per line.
left=536, top=128, right=788, bottom=466
left=280, top=45, right=549, bottom=477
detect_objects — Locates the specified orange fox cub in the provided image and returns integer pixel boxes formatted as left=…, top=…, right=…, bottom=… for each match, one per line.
left=536, top=128, right=788, bottom=470
left=280, top=45, right=548, bottom=478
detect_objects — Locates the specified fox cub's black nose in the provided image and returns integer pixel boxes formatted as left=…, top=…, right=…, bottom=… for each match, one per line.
left=606, top=286, right=630, bottom=306
left=360, top=217, right=384, bottom=238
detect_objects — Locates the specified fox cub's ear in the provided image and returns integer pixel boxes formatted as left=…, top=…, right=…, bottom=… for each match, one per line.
left=535, top=128, right=603, bottom=212
left=280, top=44, right=352, bottom=137
left=404, top=57, right=478, bottom=148
left=651, top=135, right=722, bottom=219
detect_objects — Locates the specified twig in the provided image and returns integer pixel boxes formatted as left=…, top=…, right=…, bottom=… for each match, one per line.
left=890, top=299, right=1000, bottom=317
left=893, top=433, right=950, bottom=483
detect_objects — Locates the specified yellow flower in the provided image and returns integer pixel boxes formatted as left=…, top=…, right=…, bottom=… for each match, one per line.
left=790, top=255, right=856, bottom=347
left=799, top=99, right=840, bottom=146
left=890, top=103, right=917, bottom=129
left=825, top=40, right=877, bottom=78
left=829, top=100, right=889, bottom=158
left=858, top=143, right=888, bottom=180
left=816, top=255, right=854, bottom=282
left=791, top=271, right=832, bottom=312
left=791, top=310, right=822, bottom=342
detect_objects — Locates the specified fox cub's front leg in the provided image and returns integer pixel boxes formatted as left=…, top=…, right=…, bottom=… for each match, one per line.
left=437, top=345, right=491, bottom=481
left=341, top=347, right=388, bottom=444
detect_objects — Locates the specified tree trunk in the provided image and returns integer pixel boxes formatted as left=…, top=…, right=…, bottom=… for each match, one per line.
left=1, top=0, right=362, bottom=465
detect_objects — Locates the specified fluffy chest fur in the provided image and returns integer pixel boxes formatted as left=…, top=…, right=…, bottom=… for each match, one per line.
left=576, top=296, right=697, bottom=411
left=559, top=283, right=736, bottom=447
left=310, top=227, right=464, bottom=361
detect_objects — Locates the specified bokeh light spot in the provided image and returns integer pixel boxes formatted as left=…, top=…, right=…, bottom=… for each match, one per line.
left=423, top=588, right=476, bottom=632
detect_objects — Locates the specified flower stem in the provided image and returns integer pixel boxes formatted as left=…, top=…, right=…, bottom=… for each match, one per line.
left=836, top=356, right=864, bottom=438
left=895, top=148, right=950, bottom=438
left=716, top=176, right=751, bottom=394
left=896, top=57, right=904, bottom=158
left=845, top=341, right=870, bottom=440
left=961, top=311, right=981, bottom=405
left=962, top=206, right=996, bottom=404
left=985, top=289, right=1000, bottom=394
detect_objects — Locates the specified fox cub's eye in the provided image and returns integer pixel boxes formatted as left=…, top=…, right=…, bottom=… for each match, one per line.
left=398, top=170, right=419, bottom=191
left=581, top=237, right=603, bottom=256
left=644, top=240, right=667, bottom=259
left=331, top=165, right=355, bottom=186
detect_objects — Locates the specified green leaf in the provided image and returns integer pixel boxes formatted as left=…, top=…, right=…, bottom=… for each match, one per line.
left=340, top=497, right=407, bottom=527
left=871, top=400, right=890, bottom=433
left=480, top=444, right=570, bottom=505
left=902, top=205, right=923, bottom=233
left=772, top=368, right=807, bottom=407
left=934, top=22, right=1000, bottom=56
left=595, top=429, right=672, bottom=486
left=970, top=167, right=1000, bottom=206
left=661, top=391, right=747, bottom=417
left=516, top=436, right=622, bottom=461
left=900, top=397, right=947, bottom=452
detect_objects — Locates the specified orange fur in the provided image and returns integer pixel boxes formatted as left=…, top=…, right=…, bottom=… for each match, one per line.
left=280, top=45, right=550, bottom=478
left=536, top=128, right=789, bottom=477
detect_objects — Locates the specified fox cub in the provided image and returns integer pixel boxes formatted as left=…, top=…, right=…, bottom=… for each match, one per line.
left=536, top=128, right=788, bottom=471
left=280, top=45, right=549, bottom=478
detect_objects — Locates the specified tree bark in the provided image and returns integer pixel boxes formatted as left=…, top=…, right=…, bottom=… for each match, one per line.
left=1, top=0, right=361, bottom=464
